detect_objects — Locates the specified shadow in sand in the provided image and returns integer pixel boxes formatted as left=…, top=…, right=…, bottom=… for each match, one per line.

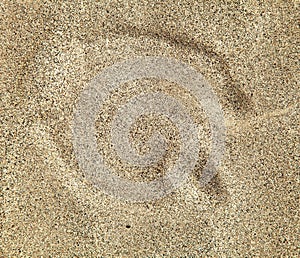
left=104, top=21, right=255, bottom=119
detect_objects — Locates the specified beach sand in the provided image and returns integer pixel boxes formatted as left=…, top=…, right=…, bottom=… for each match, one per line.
left=1, top=0, right=299, bottom=256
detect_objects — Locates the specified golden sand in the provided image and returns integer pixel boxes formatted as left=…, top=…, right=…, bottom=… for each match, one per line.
left=1, top=0, right=299, bottom=256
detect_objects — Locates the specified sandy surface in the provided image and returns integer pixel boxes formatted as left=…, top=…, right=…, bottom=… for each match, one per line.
left=1, top=0, right=299, bottom=256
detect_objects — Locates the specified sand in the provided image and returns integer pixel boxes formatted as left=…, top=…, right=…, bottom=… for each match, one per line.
left=1, top=0, right=299, bottom=256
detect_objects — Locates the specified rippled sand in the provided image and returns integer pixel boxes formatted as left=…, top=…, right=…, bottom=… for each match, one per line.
left=1, top=1, right=299, bottom=256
